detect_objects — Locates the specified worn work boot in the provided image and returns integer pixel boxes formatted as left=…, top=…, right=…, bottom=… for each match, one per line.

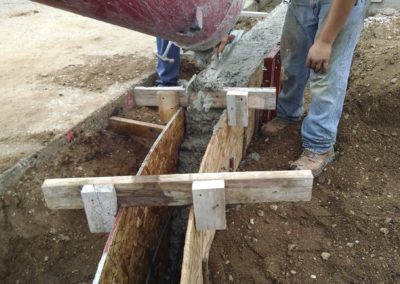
left=289, top=149, right=335, bottom=177
left=261, top=117, right=291, bottom=137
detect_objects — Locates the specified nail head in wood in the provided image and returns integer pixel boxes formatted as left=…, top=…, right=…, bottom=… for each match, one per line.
left=192, top=180, right=226, bottom=231
left=81, top=184, right=117, bottom=233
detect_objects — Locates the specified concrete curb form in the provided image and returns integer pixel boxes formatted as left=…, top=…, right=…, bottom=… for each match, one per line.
left=0, top=73, right=157, bottom=195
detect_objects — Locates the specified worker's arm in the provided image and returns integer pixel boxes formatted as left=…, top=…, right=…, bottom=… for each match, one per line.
left=307, top=0, right=356, bottom=73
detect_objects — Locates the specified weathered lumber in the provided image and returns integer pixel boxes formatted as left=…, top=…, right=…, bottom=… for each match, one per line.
left=157, top=89, right=180, bottom=124
left=192, top=180, right=226, bottom=230
left=108, top=116, right=164, bottom=139
left=181, top=111, right=244, bottom=283
left=93, top=108, right=185, bottom=284
left=81, top=184, right=117, bottom=233
left=133, top=86, right=276, bottom=110
left=226, top=90, right=249, bottom=127
left=42, top=171, right=313, bottom=209
left=180, top=3, right=289, bottom=282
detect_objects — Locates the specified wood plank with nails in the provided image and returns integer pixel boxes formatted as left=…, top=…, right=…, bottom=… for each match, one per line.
left=42, top=170, right=313, bottom=210
left=133, top=86, right=276, bottom=110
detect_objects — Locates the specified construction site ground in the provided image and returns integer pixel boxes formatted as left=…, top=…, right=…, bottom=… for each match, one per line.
left=210, top=16, right=400, bottom=284
left=1, top=1, right=399, bottom=284
left=0, top=0, right=156, bottom=172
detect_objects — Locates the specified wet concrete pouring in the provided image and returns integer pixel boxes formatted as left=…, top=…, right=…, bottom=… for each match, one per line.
left=1, top=3, right=399, bottom=284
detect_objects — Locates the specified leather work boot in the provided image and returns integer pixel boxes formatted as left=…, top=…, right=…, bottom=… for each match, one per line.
left=289, top=149, right=335, bottom=177
left=261, top=117, right=291, bottom=137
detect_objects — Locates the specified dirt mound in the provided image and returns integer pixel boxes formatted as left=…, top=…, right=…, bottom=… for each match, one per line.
left=210, top=16, right=400, bottom=284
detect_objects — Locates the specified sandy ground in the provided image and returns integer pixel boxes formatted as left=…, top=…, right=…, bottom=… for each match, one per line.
left=0, top=0, right=156, bottom=172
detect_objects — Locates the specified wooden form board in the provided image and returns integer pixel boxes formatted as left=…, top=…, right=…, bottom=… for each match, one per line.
left=108, top=116, right=164, bottom=139
left=42, top=171, right=313, bottom=209
left=180, top=60, right=266, bottom=283
left=133, top=86, right=276, bottom=110
left=93, top=108, right=184, bottom=284
left=180, top=111, right=244, bottom=283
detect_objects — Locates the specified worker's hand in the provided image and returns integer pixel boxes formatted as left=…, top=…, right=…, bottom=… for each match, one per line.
left=306, top=39, right=332, bottom=74
left=215, top=34, right=236, bottom=58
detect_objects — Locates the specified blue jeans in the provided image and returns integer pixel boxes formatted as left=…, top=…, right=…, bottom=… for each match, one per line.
left=277, top=0, right=367, bottom=153
left=156, top=38, right=181, bottom=86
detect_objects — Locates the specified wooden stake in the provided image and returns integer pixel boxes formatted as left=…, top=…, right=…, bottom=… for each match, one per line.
left=227, top=90, right=249, bottom=127
left=192, top=180, right=226, bottom=230
left=157, top=90, right=179, bottom=124
left=81, top=184, right=117, bottom=233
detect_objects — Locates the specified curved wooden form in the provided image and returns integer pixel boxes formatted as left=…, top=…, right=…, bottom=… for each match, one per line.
left=94, top=108, right=184, bottom=284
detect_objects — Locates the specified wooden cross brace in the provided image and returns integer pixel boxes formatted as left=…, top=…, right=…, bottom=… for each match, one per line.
left=42, top=171, right=313, bottom=233
left=133, top=86, right=276, bottom=126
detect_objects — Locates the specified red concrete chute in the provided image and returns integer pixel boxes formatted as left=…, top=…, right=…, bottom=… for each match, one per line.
left=31, top=0, right=245, bottom=50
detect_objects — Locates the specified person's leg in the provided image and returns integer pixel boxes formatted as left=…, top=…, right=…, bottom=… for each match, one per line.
left=155, top=38, right=181, bottom=86
left=301, top=0, right=367, bottom=153
left=263, top=0, right=319, bottom=135
left=277, top=0, right=320, bottom=122
left=291, top=0, right=367, bottom=176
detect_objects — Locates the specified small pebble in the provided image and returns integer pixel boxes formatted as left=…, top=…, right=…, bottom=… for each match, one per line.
left=311, top=275, right=317, bottom=279
left=384, top=217, right=392, bottom=224
left=250, top=218, right=255, bottom=225
left=270, top=205, right=278, bottom=211
left=228, top=274, right=234, bottom=281
left=346, top=242, right=354, bottom=248
left=44, top=256, right=49, bottom=262
left=390, top=78, right=398, bottom=84
left=290, top=270, right=297, bottom=275
left=321, top=252, right=331, bottom=260
left=379, top=228, right=389, bottom=235
left=257, top=210, right=265, bottom=217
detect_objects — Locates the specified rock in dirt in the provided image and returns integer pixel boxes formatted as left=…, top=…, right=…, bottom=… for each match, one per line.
left=247, top=152, right=260, bottom=162
left=270, top=204, right=278, bottom=211
left=321, top=252, right=331, bottom=260
left=379, top=227, right=389, bottom=235
left=390, top=78, right=398, bottom=84
left=384, top=217, right=392, bottom=224
left=228, top=274, right=234, bottom=281
left=257, top=209, right=265, bottom=217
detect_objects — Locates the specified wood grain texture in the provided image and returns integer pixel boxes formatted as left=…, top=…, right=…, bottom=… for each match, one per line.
left=180, top=60, right=267, bottom=284
left=180, top=111, right=244, bottom=284
left=108, top=116, right=164, bottom=139
left=192, top=180, right=226, bottom=230
left=157, top=90, right=180, bottom=124
left=43, top=171, right=312, bottom=209
left=134, top=86, right=275, bottom=110
left=94, top=108, right=184, bottom=284
left=227, top=91, right=249, bottom=127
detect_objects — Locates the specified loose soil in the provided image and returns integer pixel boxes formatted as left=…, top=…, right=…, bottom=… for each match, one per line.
left=47, top=54, right=157, bottom=92
left=210, top=16, right=400, bottom=284
left=0, top=119, right=155, bottom=283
